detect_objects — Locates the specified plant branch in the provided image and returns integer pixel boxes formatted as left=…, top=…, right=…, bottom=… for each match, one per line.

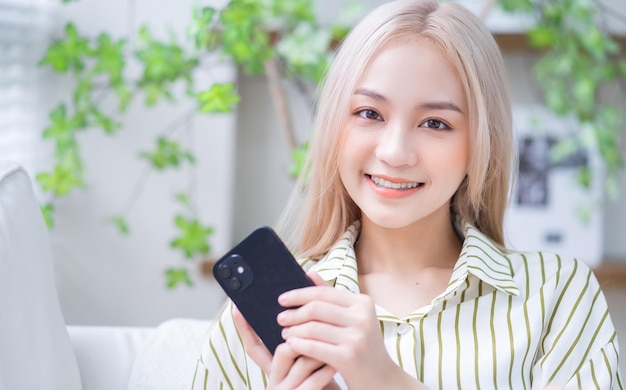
left=264, top=57, right=297, bottom=152
left=114, top=107, right=197, bottom=218
left=119, top=165, right=151, bottom=215
left=161, top=107, right=198, bottom=137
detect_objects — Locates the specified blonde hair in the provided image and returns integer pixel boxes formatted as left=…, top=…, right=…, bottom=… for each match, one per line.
left=277, top=0, right=512, bottom=258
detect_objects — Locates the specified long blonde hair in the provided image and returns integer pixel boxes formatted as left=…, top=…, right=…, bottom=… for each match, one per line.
left=277, top=0, right=513, bottom=258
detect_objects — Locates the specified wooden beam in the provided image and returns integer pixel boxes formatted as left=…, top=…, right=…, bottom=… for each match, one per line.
left=593, top=261, right=626, bottom=289
left=494, top=33, right=626, bottom=54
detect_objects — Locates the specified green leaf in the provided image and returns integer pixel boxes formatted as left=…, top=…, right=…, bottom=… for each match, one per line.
left=93, top=33, right=126, bottom=84
left=330, top=25, right=350, bottom=42
left=276, top=22, right=331, bottom=83
left=288, top=142, right=308, bottom=178
left=91, top=108, right=121, bottom=134
left=573, top=77, right=596, bottom=117
left=39, top=23, right=89, bottom=73
left=36, top=165, right=82, bottom=196
left=527, top=27, right=557, bottom=49
left=219, top=0, right=273, bottom=73
left=115, top=84, right=133, bottom=112
left=109, top=215, right=130, bottom=235
left=188, top=6, right=217, bottom=50
left=576, top=202, right=593, bottom=225
left=43, top=104, right=70, bottom=139
left=498, top=0, right=533, bottom=12
left=139, top=137, right=195, bottom=170
left=577, top=166, right=592, bottom=190
left=267, top=0, right=315, bottom=25
left=196, top=83, right=240, bottom=113
left=165, top=267, right=193, bottom=289
left=170, top=215, right=213, bottom=259
left=73, top=77, right=93, bottom=109
left=174, top=192, right=191, bottom=208
left=41, top=203, right=55, bottom=229
left=135, top=26, right=199, bottom=105
left=43, top=104, right=87, bottom=141
left=549, top=136, right=579, bottom=164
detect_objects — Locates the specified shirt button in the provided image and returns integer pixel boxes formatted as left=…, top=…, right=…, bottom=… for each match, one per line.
left=396, top=323, right=410, bottom=335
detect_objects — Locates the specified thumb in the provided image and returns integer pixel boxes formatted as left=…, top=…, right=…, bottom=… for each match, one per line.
left=307, top=270, right=330, bottom=287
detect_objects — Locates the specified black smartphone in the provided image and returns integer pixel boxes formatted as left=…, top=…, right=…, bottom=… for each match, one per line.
left=213, top=226, right=314, bottom=354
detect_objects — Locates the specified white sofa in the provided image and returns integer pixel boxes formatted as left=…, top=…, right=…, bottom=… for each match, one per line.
left=0, top=160, right=214, bottom=390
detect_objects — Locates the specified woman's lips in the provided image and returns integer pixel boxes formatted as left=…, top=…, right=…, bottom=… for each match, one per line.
left=366, top=174, right=423, bottom=198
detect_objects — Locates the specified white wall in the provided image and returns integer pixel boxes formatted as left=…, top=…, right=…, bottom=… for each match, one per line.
left=38, top=0, right=234, bottom=326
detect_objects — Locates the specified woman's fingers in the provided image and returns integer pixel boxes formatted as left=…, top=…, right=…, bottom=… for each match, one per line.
left=279, top=281, right=366, bottom=309
left=279, top=293, right=375, bottom=332
left=269, top=343, right=303, bottom=384
left=270, top=343, right=334, bottom=389
left=307, top=270, right=329, bottom=287
left=282, top=320, right=346, bottom=346
left=232, top=306, right=273, bottom=374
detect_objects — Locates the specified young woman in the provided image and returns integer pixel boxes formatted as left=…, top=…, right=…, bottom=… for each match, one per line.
left=192, top=0, right=623, bottom=388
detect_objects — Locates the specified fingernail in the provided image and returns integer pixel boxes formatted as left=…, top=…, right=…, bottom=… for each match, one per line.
left=281, top=327, right=289, bottom=338
left=277, top=311, right=287, bottom=323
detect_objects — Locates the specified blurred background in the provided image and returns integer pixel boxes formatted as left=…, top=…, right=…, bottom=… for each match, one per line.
left=1, top=0, right=625, bottom=331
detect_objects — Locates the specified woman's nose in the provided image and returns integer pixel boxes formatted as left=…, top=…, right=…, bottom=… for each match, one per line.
left=375, top=122, right=418, bottom=167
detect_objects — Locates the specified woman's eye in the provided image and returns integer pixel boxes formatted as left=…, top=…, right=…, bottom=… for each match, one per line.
left=357, top=109, right=382, bottom=121
left=420, top=119, right=450, bottom=130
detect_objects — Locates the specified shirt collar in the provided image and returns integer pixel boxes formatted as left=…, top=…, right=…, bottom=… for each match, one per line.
left=448, top=224, right=520, bottom=296
left=310, top=221, right=361, bottom=294
left=309, top=220, right=520, bottom=297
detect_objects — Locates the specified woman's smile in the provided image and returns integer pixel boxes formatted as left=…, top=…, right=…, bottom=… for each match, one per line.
left=366, top=174, right=424, bottom=199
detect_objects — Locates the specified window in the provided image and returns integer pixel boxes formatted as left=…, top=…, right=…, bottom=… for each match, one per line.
left=0, top=0, right=55, bottom=194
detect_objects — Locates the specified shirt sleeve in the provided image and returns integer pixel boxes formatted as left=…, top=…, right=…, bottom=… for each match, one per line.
left=191, top=300, right=268, bottom=390
left=532, top=258, right=623, bottom=389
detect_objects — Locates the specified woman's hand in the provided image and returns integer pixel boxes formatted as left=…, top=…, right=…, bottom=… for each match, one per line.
left=277, top=271, right=425, bottom=389
left=232, top=278, right=341, bottom=389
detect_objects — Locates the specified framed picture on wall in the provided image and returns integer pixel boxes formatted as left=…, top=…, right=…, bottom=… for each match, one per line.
left=506, top=105, right=604, bottom=267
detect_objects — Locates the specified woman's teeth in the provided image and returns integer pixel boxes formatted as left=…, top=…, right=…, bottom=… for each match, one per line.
left=370, top=175, right=421, bottom=190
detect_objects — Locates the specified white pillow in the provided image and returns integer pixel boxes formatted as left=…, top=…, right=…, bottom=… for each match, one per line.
left=0, top=161, right=82, bottom=389
left=127, top=318, right=213, bottom=390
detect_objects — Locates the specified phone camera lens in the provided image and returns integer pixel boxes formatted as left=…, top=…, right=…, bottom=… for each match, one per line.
left=229, top=277, right=241, bottom=291
left=217, top=264, right=232, bottom=278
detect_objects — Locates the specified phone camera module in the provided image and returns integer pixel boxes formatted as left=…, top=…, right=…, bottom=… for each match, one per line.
left=228, top=277, right=241, bottom=291
left=214, top=253, right=253, bottom=292
left=217, top=264, right=232, bottom=278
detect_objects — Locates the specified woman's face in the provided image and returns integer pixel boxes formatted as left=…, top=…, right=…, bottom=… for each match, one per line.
left=338, top=38, right=470, bottom=229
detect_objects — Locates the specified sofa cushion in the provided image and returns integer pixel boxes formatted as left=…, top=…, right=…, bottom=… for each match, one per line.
left=127, top=318, right=213, bottom=390
left=0, top=161, right=82, bottom=389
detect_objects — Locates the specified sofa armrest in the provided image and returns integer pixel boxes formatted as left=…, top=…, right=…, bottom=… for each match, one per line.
left=0, top=161, right=81, bottom=390
left=68, top=325, right=155, bottom=390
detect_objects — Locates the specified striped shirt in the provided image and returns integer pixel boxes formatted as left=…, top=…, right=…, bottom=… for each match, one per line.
left=192, top=223, right=623, bottom=389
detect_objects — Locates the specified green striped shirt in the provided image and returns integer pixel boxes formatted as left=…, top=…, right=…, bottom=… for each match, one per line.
left=192, top=223, right=623, bottom=389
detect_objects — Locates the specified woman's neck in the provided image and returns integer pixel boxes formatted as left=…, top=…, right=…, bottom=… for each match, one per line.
left=356, top=210, right=463, bottom=277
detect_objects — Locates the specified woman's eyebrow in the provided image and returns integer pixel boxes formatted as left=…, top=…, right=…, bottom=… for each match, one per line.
left=354, top=87, right=463, bottom=114
left=353, top=87, right=387, bottom=101
left=419, top=101, right=464, bottom=114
